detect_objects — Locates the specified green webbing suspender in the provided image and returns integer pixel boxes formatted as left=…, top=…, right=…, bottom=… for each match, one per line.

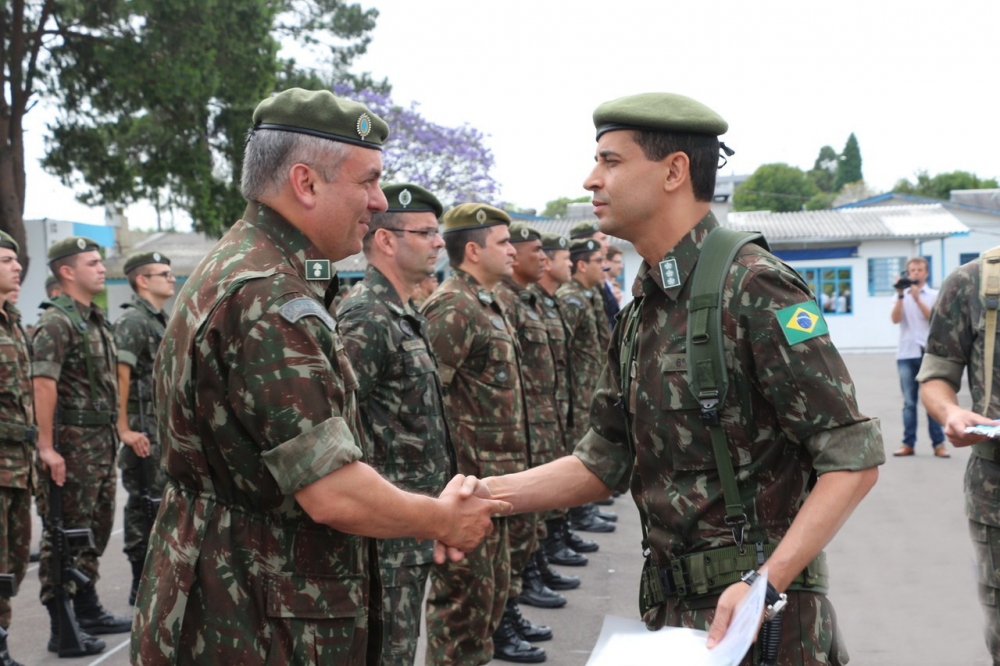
left=974, top=248, right=1000, bottom=460
left=44, top=297, right=106, bottom=413
left=687, top=228, right=768, bottom=552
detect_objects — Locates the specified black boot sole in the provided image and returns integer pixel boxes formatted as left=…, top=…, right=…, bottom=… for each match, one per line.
left=517, top=592, right=566, bottom=609
left=542, top=575, right=581, bottom=590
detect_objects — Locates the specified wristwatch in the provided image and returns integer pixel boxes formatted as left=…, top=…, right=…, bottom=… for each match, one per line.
left=741, top=570, right=788, bottom=621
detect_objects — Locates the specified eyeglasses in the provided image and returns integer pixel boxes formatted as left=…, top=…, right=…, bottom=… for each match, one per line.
left=143, top=271, right=175, bottom=280
left=382, top=228, right=441, bottom=239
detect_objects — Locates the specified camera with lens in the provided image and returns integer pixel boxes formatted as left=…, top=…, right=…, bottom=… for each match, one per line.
left=894, top=276, right=916, bottom=290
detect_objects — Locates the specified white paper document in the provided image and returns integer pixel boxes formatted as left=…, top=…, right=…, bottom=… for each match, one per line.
left=585, top=570, right=768, bottom=666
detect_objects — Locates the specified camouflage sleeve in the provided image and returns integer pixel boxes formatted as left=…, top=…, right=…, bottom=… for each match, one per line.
left=227, top=291, right=363, bottom=495
left=917, top=267, right=974, bottom=390
left=573, top=312, right=632, bottom=493
left=30, top=313, right=71, bottom=380
left=113, top=312, right=145, bottom=368
left=423, top=302, right=472, bottom=388
left=337, top=313, right=388, bottom=402
left=740, top=263, right=884, bottom=474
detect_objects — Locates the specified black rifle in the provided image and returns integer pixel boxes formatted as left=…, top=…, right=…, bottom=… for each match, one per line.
left=48, top=408, right=97, bottom=657
left=135, top=382, right=161, bottom=532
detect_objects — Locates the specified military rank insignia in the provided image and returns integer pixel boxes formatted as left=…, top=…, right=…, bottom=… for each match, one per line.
left=775, top=300, right=829, bottom=345
left=357, top=113, right=372, bottom=140
left=659, top=258, right=681, bottom=289
left=305, top=259, right=331, bottom=281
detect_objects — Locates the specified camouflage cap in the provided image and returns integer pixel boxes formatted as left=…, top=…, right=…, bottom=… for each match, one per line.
left=569, top=238, right=601, bottom=257
left=383, top=183, right=443, bottom=218
left=540, top=232, right=569, bottom=252
left=47, top=236, right=100, bottom=263
left=508, top=222, right=542, bottom=244
left=0, top=230, right=18, bottom=255
left=252, top=88, right=389, bottom=151
left=441, top=203, right=510, bottom=235
left=123, top=251, right=172, bottom=275
left=569, top=220, right=599, bottom=239
left=593, top=93, right=728, bottom=140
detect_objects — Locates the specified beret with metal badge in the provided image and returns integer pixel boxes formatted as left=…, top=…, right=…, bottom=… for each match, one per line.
left=593, top=92, right=728, bottom=140
left=0, top=231, right=18, bottom=255
left=540, top=232, right=569, bottom=252
left=47, top=236, right=100, bottom=263
left=383, top=183, right=443, bottom=218
left=569, top=238, right=601, bottom=257
left=252, top=88, right=390, bottom=151
left=123, top=251, right=172, bottom=275
left=508, top=222, right=542, bottom=244
left=441, top=203, right=511, bottom=234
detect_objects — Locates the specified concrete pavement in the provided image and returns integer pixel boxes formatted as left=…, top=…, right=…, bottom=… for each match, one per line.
left=7, top=352, right=992, bottom=664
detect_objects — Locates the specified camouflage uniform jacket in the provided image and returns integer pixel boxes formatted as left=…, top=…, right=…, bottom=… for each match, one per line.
left=114, top=294, right=166, bottom=430
left=421, top=268, right=529, bottom=478
left=337, top=265, right=453, bottom=568
left=132, top=204, right=376, bottom=664
left=591, top=280, right=611, bottom=357
left=496, top=279, right=562, bottom=466
left=0, top=301, right=33, bottom=490
left=574, top=213, right=885, bottom=568
left=529, top=283, right=572, bottom=456
left=917, top=254, right=1000, bottom=526
left=32, top=294, right=118, bottom=446
left=556, top=277, right=603, bottom=446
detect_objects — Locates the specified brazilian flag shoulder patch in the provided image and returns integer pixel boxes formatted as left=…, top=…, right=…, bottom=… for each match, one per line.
left=774, top=300, right=829, bottom=346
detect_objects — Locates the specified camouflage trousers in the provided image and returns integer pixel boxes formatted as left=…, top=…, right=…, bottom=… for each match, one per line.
left=36, top=443, right=116, bottom=604
left=507, top=513, right=538, bottom=597
left=425, top=518, right=509, bottom=665
left=0, top=487, right=30, bottom=629
left=645, top=590, right=848, bottom=665
left=379, top=563, right=431, bottom=666
left=119, top=440, right=166, bottom=563
left=968, top=518, right=1000, bottom=660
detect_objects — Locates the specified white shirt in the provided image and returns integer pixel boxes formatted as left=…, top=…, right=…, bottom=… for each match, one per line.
left=897, top=284, right=938, bottom=359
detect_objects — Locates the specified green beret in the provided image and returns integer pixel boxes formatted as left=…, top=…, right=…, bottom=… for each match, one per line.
left=441, top=203, right=510, bottom=235
left=508, top=223, right=542, bottom=244
left=252, top=88, right=389, bottom=151
left=569, top=220, right=599, bottom=239
left=0, top=231, right=18, bottom=255
left=594, top=93, right=728, bottom=140
left=383, top=183, right=443, bottom=218
left=541, top=233, right=569, bottom=252
left=123, top=251, right=172, bottom=275
left=569, top=238, right=601, bottom=257
left=47, top=236, right=100, bottom=263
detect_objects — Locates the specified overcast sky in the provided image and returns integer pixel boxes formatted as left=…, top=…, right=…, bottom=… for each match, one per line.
left=22, top=0, right=1000, bottom=228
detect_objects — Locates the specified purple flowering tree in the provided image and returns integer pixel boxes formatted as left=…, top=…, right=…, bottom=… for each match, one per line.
left=334, top=84, right=500, bottom=206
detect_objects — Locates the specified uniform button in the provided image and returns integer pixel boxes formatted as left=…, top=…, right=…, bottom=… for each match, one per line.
left=497, top=370, right=508, bottom=382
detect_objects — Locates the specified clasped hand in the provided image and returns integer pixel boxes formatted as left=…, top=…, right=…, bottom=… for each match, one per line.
left=433, top=474, right=512, bottom=564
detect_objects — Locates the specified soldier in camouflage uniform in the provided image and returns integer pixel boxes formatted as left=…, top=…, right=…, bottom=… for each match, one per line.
left=918, top=250, right=1000, bottom=661
left=558, top=239, right=617, bottom=536
left=569, top=219, right=614, bottom=346
left=114, top=251, right=174, bottom=606
left=422, top=204, right=535, bottom=665
left=34, top=236, right=132, bottom=656
left=486, top=93, right=885, bottom=665
left=0, top=231, right=33, bottom=666
left=130, top=89, right=507, bottom=666
left=337, top=182, right=454, bottom=666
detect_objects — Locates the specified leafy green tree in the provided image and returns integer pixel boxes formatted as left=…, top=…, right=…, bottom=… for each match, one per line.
left=893, top=170, right=1000, bottom=200
left=42, top=0, right=380, bottom=236
left=732, top=164, right=819, bottom=213
left=807, top=145, right=838, bottom=193
left=834, top=133, right=863, bottom=192
left=542, top=195, right=590, bottom=218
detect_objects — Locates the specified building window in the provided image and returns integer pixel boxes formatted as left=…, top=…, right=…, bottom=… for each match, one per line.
left=960, top=252, right=980, bottom=265
left=799, top=266, right=853, bottom=315
left=867, top=257, right=907, bottom=296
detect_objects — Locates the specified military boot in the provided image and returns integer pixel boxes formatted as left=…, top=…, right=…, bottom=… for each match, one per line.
left=492, top=612, right=546, bottom=663
left=517, top=556, right=566, bottom=608
left=44, top=601, right=106, bottom=656
left=543, top=519, right=587, bottom=567
left=129, top=559, right=143, bottom=606
left=535, top=549, right=580, bottom=591
left=565, top=525, right=599, bottom=554
left=569, top=504, right=615, bottom=533
left=0, top=628, right=23, bottom=666
left=505, top=598, right=552, bottom=642
left=73, top=585, right=132, bottom=634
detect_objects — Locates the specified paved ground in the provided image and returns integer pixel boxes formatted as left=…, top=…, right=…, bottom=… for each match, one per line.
left=7, top=352, right=993, bottom=664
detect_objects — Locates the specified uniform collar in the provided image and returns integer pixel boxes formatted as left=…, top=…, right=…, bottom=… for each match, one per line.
left=363, top=265, right=409, bottom=316
left=246, top=202, right=333, bottom=300
left=631, top=211, right=718, bottom=301
left=452, top=268, right=496, bottom=305
left=0, top=300, right=19, bottom=325
left=125, top=293, right=162, bottom=316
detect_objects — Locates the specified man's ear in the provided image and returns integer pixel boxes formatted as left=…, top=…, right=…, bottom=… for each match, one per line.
left=288, top=163, right=319, bottom=208
left=662, top=151, right=690, bottom=194
left=465, top=241, right=481, bottom=264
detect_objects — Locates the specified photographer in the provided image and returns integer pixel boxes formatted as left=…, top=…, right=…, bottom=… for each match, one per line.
left=891, top=257, right=947, bottom=457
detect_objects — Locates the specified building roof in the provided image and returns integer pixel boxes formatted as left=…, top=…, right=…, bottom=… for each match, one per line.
left=105, top=230, right=221, bottom=279
left=836, top=192, right=1000, bottom=217
left=727, top=204, right=968, bottom=243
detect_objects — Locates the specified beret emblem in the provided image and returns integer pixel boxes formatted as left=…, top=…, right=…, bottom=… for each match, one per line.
left=399, top=189, right=412, bottom=208
left=476, top=210, right=487, bottom=224
left=76, top=238, right=86, bottom=250
left=153, top=252, right=161, bottom=262
left=559, top=237, right=567, bottom=248
left=356, top=113, right=372, bottom=140
left=520, top=228, right=529, bottom=239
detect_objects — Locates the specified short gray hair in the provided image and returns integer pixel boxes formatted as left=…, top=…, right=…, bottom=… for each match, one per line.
left=241, top=129, right=352, bottom=201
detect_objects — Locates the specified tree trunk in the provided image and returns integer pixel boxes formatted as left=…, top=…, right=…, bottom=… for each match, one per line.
left=0, top=135, right=29, bottom=277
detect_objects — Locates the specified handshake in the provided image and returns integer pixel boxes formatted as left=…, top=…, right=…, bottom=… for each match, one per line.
left=432, top=475, right=512, bottom=564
